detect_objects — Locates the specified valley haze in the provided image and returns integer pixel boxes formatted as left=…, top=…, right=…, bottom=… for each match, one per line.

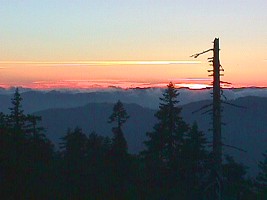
left=1, top=87, right=267, bottom=111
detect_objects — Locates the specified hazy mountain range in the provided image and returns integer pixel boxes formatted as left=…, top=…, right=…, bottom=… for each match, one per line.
left=1, top=87, right=267, bottom=112
left=1, top=87, right=267, bottom=176
left=32, top=97, right=267, bottom=176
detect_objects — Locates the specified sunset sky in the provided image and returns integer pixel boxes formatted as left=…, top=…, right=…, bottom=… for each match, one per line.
left=0, top=0, right=267, bottom=89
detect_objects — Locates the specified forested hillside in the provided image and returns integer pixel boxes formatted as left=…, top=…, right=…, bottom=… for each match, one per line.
left=0, top=86, right=266, bottom=199
left=32, top=96, right=267, bottom=176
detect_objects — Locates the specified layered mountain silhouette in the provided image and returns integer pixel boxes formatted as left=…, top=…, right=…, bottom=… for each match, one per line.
left=32, top=96, right=267, bottom=176
left=0, top=89, right=266, bottom=175
left=0, top=89, right=163, bottom=112
left=35, top=103, right=156, bottom=153
left=1, top=87, right=264, bottom=112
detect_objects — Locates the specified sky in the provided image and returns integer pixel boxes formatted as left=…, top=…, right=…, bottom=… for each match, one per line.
left=0, top=0, right=267, bottom=89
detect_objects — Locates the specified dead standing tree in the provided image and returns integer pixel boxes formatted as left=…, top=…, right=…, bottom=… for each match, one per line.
left=191, top=38, right=223, bottom=200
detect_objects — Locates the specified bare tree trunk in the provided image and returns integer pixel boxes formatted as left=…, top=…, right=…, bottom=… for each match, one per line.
left=212, top=38, right=222, bottom=200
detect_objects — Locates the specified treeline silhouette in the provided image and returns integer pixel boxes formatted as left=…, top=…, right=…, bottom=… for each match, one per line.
left=0, top=85, right=266, bottom=199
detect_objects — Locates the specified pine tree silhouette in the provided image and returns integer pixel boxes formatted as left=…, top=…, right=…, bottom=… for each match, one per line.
left=108, top=100, right=129, bottom=157
left=25, top=115, right=44, bottom=136
left=8, top=88, right=25, bottom=131
left=142, top=82, right=189, bottom=199
left=108, top=100, right=132, bottom=199
left=183, top=121, right=209, bottom=199
left=222, top=155, right=254, bottom=199
left=0, top=90, right=55, bottom=199
left=60, top=127, right=88, bottom=199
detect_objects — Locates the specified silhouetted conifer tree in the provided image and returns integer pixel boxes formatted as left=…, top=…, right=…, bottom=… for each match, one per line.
left=108, top=100, right=129, bottom=156
left=222, top=155, right=255, bottom=200
left=60, top=127, right=87, bottom=157
left=183, top=122, right=209, bottom=199
left=0, top=90, right=55, bottom=199
left=86, top=132, right=113, bottom=199
left=108, top=100, right=133, bottom=199
left=142, top=82, right=189, bottom=199
left=0, top=112, right=8, bottom=130
left=25, top=114, right=44, bottom=136
left=9, top=88, right=25, bottom=131
left=88, top=132, right=109, bottom=157
left=60, top=127, right=89, bottom=199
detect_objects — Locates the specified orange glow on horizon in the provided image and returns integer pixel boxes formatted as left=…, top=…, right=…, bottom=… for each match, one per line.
left=0, top=79, right=236, bottom=91
left=0, top=58, right=266, bottom=90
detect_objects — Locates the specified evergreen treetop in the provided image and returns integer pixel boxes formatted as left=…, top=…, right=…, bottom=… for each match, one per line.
left=108, top=100, right=129, bottom=155
left=108, top=100, right=129, bottom=129
left=9, top=88, right=25, bottom=130
left=142, top=82, right=190, bottom=199
left=144, top=82, right=189, bottom=161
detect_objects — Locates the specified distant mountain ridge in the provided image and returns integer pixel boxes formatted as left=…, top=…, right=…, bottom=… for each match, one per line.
left=35, top=103, right=156, bottom=153
left=1, top=87, right=267, bottom=113
left=33, top=96, right=267, bottom=176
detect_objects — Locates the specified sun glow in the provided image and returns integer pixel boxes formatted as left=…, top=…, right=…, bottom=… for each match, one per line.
left=0, top=60, right=240, bottom=90
left=0, top=79, right=215, bottom=91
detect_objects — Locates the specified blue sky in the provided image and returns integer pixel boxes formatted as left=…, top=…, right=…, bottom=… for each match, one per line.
left=0, top=0, right=266, bottom=88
